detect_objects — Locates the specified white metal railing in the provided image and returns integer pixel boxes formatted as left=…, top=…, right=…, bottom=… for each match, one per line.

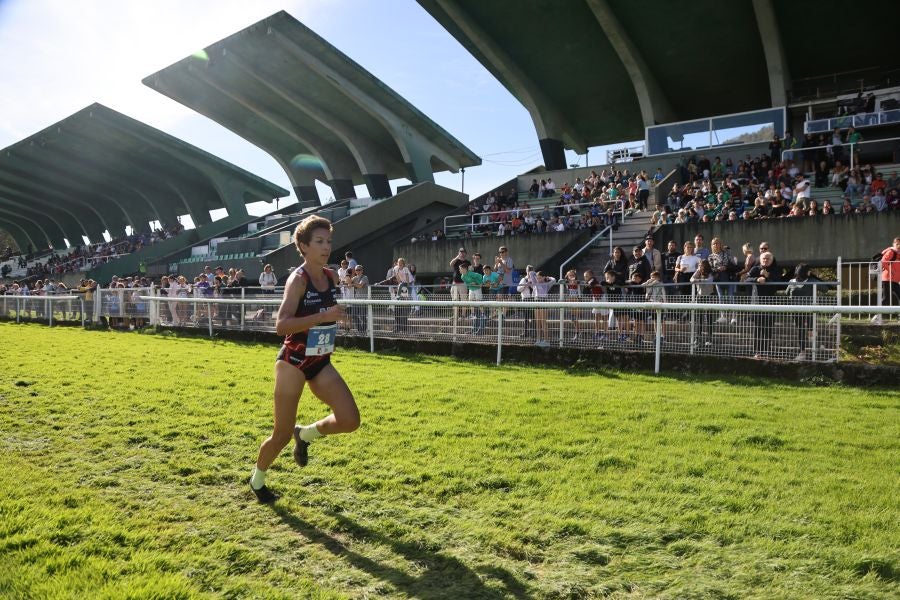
left=8, top=282, right=898, bottom=372
left=804, top=109, right=900, bottom=135
left=445, top=199, right=626, bottom=236
left=784, top=135, right=900, bottom=172
left=558, top=226, right=613, bottom=282
left=838, top=256, right=899, bottom=321
left=607, top=144, right=645, bottom=164
left=556, top=195, right=641, bottom=281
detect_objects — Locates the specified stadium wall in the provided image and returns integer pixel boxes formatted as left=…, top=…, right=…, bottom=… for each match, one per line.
left=654, top=211, right=900, bottom=266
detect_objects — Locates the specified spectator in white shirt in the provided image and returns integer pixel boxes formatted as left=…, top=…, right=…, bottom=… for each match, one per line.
left=393, top=258, right=413, bottom=285
left=258, top=264, right=277, bottom=290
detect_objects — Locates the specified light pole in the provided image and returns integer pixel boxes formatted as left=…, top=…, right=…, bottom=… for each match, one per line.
left=461, top=167, right=465, bottom=194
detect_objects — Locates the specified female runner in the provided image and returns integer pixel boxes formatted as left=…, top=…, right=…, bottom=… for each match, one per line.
left=249, top=215, right=360, bottom=502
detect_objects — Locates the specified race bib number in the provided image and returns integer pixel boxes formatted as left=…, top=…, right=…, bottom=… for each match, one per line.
left=306, top=324, right=337, bottom=356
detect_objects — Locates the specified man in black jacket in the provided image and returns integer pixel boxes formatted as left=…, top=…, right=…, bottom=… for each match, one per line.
left=746, top=252, right=780, bottom=359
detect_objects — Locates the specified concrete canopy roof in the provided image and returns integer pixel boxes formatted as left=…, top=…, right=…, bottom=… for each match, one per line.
left=143, top=10, right=481, bottom=206
left=0, top=103, right=289, bottom=251
left=418, top=0, right=900, bottom=168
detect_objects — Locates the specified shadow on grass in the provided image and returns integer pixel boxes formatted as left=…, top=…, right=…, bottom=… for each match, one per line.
left=271, top=505, right=532, bottom=599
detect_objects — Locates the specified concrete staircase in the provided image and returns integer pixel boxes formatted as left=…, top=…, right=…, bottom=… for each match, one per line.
left=575, top=210, right=655, bottom=276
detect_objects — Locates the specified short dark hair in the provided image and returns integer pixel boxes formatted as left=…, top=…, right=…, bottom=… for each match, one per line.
left=293, top=215, right=333, bottom=255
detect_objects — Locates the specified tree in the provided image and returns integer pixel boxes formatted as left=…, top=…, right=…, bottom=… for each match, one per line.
left=0, top=229, right=18, bottom=253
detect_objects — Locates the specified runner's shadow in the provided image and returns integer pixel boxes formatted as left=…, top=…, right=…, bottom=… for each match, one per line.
left=271, top=505, right=533, bottom=599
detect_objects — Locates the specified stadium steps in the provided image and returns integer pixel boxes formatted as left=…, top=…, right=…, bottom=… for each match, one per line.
left=575, top=210, right=655, bottom=276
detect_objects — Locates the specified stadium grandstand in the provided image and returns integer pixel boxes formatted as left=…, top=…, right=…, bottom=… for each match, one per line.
left=0, top=103, right=289, bottom=286
left=143, top=10, right=481, bottom=207
left=1, top=1, right=899, bottom=364
left=396, top=0, right=900, bottom=278
left=3, top=4, right=900, bottom=598
left=140, top=10, right=480, bottom=280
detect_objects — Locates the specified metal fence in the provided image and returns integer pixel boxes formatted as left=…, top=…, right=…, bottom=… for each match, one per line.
left=6, top=281, right=899, bottom=372
left=838, top=257, right=899, bottom=322
left=361, top=282, right=845, bottom=366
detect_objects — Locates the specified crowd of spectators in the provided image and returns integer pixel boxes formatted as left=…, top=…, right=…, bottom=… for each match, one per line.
left=403, top=235, right=839, bottom=360
left=0, top=224, right=185, bottom=280
left=415, top=168, right=665, bottom=241
left=0, top=257, right=263, bottom=329
left=657, top=137, right=900, bottom=226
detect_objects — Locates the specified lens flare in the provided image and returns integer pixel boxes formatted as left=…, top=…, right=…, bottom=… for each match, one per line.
left=290, top=153, right=322, bottom=170
left=192, top=49, right=209, bottom=61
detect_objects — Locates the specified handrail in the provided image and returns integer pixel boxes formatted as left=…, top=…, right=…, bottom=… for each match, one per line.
left=558, top=226, right=612, bottom=282
left=445, top=199, right=626, bottom=235
left=803, top=109, right=900, bottom=136
left=782, top=134, right=900, bottom=172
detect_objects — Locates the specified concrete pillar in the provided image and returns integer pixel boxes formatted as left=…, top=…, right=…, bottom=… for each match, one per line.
left=206, top=178, right=249, bottom=219
left=404, top=145, right=435, bottom=184
left=539, top=138, right=567, bottom=171
left=585, top=0, right=676, bottom=127
left=327, top=179, right=356, bottom=201
left=363, top=174, right=392, bottom=199
left=752, top=0, right=791, bottom=107
left=293, top=185, right=320, bottom=208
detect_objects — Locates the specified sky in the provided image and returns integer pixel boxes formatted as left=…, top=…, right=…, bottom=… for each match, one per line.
left=0, top=0, right=634, bottom=233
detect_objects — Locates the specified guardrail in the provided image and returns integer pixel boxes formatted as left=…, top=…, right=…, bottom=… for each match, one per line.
left=804, top=109, right=900, bottom=135
left=7, top=284, right=900, bottom=372
left=784, top=134, right=900, bottom=172
left=444, top=199, right=625, bottom=236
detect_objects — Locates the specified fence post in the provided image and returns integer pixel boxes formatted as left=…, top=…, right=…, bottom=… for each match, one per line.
left=451, top=293, right=458, bottom=340
left=208, top=300, right=214, bottom=338
left=558, top=285, right=565, bottom=347
left=689, top=285, right=697, bottom=355
left=80, top=298, right=85, bottom=328
left=496, top=306, right=504, bottom=365
left=240, top=288, right=246, bottom=331
left=148, top=285, right=157, bottom=327
left=875, top=261, right=884, bottom=311
left=654, top=308, right=662, bottom=373
left=94, top=288, right=101, bottom=324
left=16, top=296, right=20, bottom=324
left=835, top=258, right=842, bottom=362
left=47, top=296, right=52, bottom=327
left=811, top=283, right=819, bottom=361
left=367, top=286, right=374, bottom=354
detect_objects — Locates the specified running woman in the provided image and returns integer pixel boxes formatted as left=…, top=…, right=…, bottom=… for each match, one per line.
left=249, top=216, right=360, bottom=503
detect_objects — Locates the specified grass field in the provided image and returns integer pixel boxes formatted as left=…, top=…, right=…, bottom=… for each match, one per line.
left=1, top=322, right=898, bottom=599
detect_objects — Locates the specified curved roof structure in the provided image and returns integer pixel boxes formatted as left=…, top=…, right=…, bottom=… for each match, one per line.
left=0, top=103, right=288, bottom=251
left=418, top=0, right=900, bottom=169
left=143, top=10, right=481, bottom=207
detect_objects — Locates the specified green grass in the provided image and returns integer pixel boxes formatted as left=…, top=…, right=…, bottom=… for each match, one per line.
left=0, top=323, right=898, bottom=599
